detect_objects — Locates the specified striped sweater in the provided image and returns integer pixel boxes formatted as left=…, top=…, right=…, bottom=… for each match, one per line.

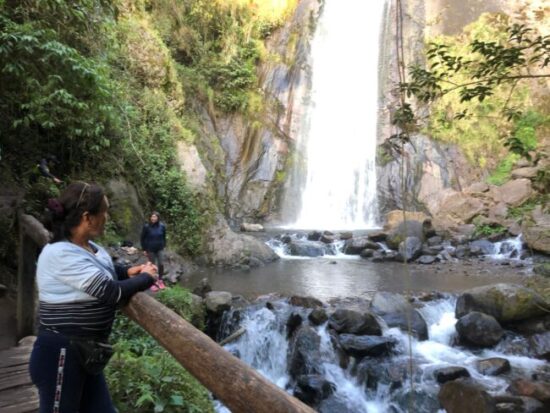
left=36, top=241, right=154, bottom=339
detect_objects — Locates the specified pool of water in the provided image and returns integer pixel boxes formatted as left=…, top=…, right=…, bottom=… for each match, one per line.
left=180, top=257, right=527, bottom=301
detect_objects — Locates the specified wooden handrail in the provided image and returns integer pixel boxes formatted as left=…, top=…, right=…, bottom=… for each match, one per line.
left=18, top=212, right=51, bottom=248
left=17, top=213, right=51, bottom=337
left=17, top=212, right=315, bottom=413
left=123, top=293, right=316, bottom=413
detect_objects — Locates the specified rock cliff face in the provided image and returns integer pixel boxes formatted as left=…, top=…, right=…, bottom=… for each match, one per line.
left=376, top=0, right=549, bottom=218
left=190, top=0, right=319, bottom=225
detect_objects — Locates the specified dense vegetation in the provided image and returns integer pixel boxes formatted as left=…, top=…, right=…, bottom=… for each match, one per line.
left=0, top=0, right=297, bottom=260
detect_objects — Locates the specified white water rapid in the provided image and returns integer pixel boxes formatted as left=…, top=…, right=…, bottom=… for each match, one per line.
left=215, top=298, right=546, bottom=413
left=286, top=0, right=385, bottom=230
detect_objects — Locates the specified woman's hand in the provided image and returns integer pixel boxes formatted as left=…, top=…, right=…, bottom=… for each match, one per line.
left=127, top=264, right=145, bottom=277
left=142, top=262, right=159, bottom=280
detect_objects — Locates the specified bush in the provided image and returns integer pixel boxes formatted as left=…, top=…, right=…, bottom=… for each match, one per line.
left=487, top=153, right=520, bottom=185
left=107, top=351, right=214, bottom=413
left=473, top=223, right=506, bottom=238
left=0, top=10, right=120, bottom=175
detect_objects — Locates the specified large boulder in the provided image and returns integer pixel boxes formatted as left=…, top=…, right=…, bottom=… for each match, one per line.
left=507, top=379, right=550, bottom=405
left=202, top=214, right=279, bottom=266
left=294, top=375, right=335, bottom=407
left=338, top=334, right=397, bottom=358
left=455, top=284, right=549, bottom=323
left=328, top=309, right=382, bottom=336
left=379, top=311, right=429, bottom=341
left=383, top=210, right=430, bottom=233
left=205, top=291, right=232, bottom=314
left=494, top=396, right=545, bottom=413
left=528, top=332, right=550, bottom=360
left=386, top=220, right=425, bottom=250
left=434, top=366, right=471, bottom=384
left=511, top=167, right=538, bottom=179
left=290, top=296, right=324, bottom=309
left=289, top=241, right=326, bottom=257
left=490, top=179, right=533, bottom=207
left=476, top=358, right=511, bottom=376
left=370, top=292, right=428, bottom=340
left=288, top=326, right=323, bottom=379
left=438, top=378, right=496, bottom=413
left=105, top=179, right=144, bottom=243
left=396, top=236, right=423, bottom=262
left=433, top=191, right=486, bottom=228
left=522, top=207, right=550, bottom=254
left=455, top=312, right=504, bottom=347
left=343, top=237, right=380, bottom=254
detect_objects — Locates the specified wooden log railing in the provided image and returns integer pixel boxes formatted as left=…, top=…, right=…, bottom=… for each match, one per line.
left=17, top=212, right=51, bottom=338
left=124, top=294, right=315, bottom=413
left=17, top=212, right=315, bottom=413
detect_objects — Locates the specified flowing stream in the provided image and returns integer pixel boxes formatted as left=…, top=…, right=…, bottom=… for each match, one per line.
left=283, top=0, right=385, bottom=230
left=213, top=298, right=545, bottom=413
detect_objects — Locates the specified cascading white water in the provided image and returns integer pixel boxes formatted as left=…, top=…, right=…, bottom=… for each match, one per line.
left=288, top=0, right=385, bottom=230
left=216, top=298, right=546, bottom=413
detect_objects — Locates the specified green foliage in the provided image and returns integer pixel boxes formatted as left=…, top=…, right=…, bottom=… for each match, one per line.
left=473, top=222, right=506, bottom=238
left=0, top=11, right=120, bottom=173
left=534, top=167, right=550, bottom=194
left=376, top=143, right=395, bottom=166
left=156, top=286, right=205, bottom=330
left=505, top=110, right=548, bottom=159
left=398, top=13, right=549, bottom=169
left=107, top=351, right=213, bottom=413
left=146, top=0, right=297, bottom=113
left=117, top=90, right=205, bottom=256
left=403, top=17, right=550, bottom=105
left=507, top=194, right=548, bottom=221
left=203, top=53, right=258, bottom=111
left=487, top=153, right=520, bottom=185
left=107, top=286, right=213, bottom=413
left=0, top=2, right=207, bottom=257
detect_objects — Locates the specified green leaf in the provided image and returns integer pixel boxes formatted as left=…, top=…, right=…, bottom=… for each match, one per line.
left=170, top=395, right=184, bottom=406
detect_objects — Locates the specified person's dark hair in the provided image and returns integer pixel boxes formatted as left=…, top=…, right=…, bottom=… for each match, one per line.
left=150, top=211, right=160, bottom=221
left=45, top=182, right=105, bottom=242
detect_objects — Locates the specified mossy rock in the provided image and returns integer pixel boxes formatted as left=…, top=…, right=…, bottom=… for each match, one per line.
left=456, top=284, right=549, bottom=323
left=534, top=263, right=550, bottom=278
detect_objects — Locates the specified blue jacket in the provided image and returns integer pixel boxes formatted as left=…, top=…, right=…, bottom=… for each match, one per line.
left=140, top=222, right=166, bottom=252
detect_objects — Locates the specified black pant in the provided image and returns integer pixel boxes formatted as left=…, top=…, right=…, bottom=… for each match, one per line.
left=146, top=250, right=164, bottom=278
left=29, top=330, right=116, bottom=413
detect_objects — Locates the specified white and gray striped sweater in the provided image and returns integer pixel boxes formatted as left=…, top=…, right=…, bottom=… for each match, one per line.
left=36, top=241, right=154, bottom=339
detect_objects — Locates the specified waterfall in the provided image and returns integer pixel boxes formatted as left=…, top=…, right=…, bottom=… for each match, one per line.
left=283, top=0, right=385, bottom=230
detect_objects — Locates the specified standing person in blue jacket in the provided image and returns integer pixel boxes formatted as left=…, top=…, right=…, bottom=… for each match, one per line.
left=29, top=182, right=159, bottom=413
left=141, top=211, right=167, bottom=290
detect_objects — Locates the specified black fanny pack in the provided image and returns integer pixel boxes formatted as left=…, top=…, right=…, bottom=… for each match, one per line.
left=70, top=339, right=114, bottom=375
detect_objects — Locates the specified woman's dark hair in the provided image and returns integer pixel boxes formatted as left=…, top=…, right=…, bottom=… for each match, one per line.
left=46, top=182, right=105, bottom=242
left=150, top=211, right=160, bottom=221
